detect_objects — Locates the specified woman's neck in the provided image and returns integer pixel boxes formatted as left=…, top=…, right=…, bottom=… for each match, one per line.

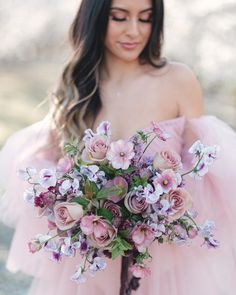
left=100, top=51, right=145, bottom=84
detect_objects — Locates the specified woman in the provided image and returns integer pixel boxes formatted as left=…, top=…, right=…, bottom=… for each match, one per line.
left=1, top=0, right=236, bottom=294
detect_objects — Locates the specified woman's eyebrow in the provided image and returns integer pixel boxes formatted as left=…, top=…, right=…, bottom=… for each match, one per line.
left=110, top=7, right=152, bottom=13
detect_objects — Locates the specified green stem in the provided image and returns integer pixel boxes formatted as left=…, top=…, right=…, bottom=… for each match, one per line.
left=138, top=134, right=157, bottom=162
left=185, top=213, right=200, bottom=230
left=43, top=225, right=79, bottom=244
left=181, top=154, right=204, bottom=178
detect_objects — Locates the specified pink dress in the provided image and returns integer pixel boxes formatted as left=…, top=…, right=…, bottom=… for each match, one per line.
left=1, top=115, right=236, bottom=295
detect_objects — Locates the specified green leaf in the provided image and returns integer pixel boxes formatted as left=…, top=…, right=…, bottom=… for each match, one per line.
left=130, top=214, right=143, bottom=222
left=119, top=238, right=132, bottom=250
left=72, top=197, right=90, bottom=208
left=119, top=229, right=129, bottom=239
left=99, top=165, right=116, bottom=177
left=122, top=166, right=138, bottom=174
left=158, top=237, right=164, bottom=244
left=97, top=208, right=113, bottom=222
left=120, top=207, right=130, bottom=218
left=110, top=237, right=133, bottom=260
left=64, top=143, right=78, bottom=157
left=135, top=251, right=151, bottom=264
left=96, top=186, right=123, bottom=200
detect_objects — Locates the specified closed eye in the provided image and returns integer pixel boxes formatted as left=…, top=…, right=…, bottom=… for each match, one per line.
left=111, top=16, right=152, bottom=23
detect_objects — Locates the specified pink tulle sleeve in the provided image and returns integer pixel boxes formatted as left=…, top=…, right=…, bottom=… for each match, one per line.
left=0, top=116, right=60, bottom=275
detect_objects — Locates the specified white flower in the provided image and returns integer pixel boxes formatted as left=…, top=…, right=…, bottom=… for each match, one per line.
left=149, top=223, right=166, bottom=238
left=23, top=187, right=35, bottom=203
left=44, top=239, right=58, bottom=252
left=188, top=140, right=205, bottom=155
left=71, top=265, right=86, bottom=284
left=96, top=121, right=111, bottom=137
left=38, top=169, right=57, bottom=188
left=202, top=145, right=220, bottom=165
left=89, top=257, right=107, bottom=277
left=190, top=161, right=209, bottom=179
left=199, top=220, right=216, bottom=238
left=61, top=237, right=76, bottom=257
left=34, top=234, right=52, bottom=244
left=144, top=184, right=163, bottom=204
left=80, top=165, right=101, bottom=182
left=17, top=167, right=37, bottom=181
left=160, top=199, right=171, bottom=214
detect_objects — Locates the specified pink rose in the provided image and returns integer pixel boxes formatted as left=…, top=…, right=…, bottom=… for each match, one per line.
left=124, top=192, right=149, bottom=214
left=80, top=215, right=96, bottom=235
left=103, top=200, right=122, bottom=218
left=153, top=150, right=182, bottom=171
left=56, top=156, right=74, bottom=173
left=82, top=134, right=109, bottom=163
left=130, top=264, right=151, bottom=278
left=105, top=176, right=128, bottom=203
left=81, top=216, right=116, bottom=248
left=132, top=224, right=155, bottom=253
left=167, top=188, right=193, bottom=221
left=54, top=202, right=84, bottom=230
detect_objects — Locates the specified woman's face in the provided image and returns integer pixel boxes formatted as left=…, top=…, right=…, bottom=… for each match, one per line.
left=104, top=0, right=153, bottom=63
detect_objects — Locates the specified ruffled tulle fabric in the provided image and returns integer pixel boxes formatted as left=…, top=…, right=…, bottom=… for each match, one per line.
left=1, top=115, right=236, bottom=295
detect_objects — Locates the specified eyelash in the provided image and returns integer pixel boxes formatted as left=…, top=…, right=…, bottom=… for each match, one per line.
left=111, top=16, right=152, bottom=23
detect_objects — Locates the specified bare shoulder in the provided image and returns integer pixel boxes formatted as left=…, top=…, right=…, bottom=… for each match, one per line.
left=166, top=61, right=204, bottom=118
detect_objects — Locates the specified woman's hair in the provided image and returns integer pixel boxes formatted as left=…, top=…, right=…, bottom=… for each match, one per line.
left=51, top=0, right=166, bottom=149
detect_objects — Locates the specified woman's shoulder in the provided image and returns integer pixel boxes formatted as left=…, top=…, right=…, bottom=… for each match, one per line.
left=161, top=60, right=204, bottom=118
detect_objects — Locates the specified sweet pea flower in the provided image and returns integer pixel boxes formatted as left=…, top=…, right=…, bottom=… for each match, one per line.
left=153, top=150, right=182, bottom=171
left=132, top=224, right=155, bottom=253
left=54, top=202, right=84, bottom=230
left=38, top=169, right=57, bottom=189
left=18, top=167, right=37, bottom=181
left=130, top=263, right=151, bottom=278
left=143, top=183, right=163, bottom=204
left=96, top=121, right=111, bottom=137
left=106, top=140, right=135, bottom=170
left=152, top=169, right=178, bottom=194
left=89, top=257, right=107, bottom=277
left=71, top=265, right=86, bottom=284
left=28, top=234, right=52, bottom=253
left=188, top=140, right=205, bottom=155
left=80, top=165, right=106, bottom=183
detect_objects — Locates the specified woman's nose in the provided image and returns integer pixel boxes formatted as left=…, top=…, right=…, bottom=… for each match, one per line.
left=125, top=19, right=140, bottom=38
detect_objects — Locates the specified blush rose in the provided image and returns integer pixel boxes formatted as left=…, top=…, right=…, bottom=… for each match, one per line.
left=54, top=202, right=84, bottom=230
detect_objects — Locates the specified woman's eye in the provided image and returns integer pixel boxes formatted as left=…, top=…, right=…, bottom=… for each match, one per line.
left=139, top=18, right=152, bottom=23
left=111, top=16, right=126, bottom=22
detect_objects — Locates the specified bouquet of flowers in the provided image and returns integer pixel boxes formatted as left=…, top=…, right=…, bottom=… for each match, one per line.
left=20, top=120, right=220, bottom=294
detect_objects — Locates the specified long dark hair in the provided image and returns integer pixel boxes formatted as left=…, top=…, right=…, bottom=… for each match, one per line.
left=51, top=0, right=166, bottom=147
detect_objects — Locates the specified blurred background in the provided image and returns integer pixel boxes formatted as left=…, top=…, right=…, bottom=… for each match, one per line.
left=0, top=0, right=235, bottom=294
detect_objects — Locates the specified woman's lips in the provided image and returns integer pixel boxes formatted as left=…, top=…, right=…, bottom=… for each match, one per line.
left=119, top=42, right=140, bottom=50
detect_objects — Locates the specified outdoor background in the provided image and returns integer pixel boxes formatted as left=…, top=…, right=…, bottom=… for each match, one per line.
left=0, top=0, right=236, bottom=294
